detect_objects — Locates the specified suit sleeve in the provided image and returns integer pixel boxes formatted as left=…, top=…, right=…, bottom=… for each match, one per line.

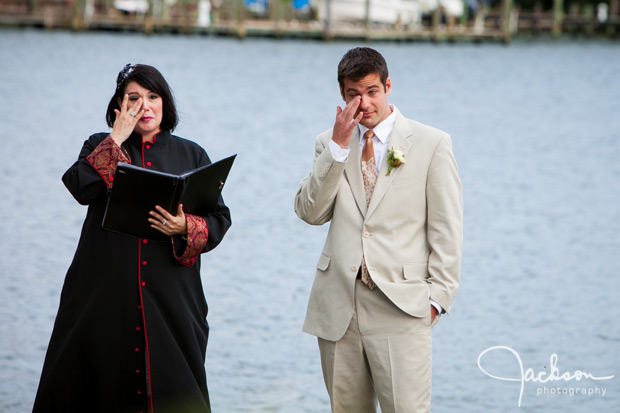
left=294, top=133, right=347, bottom=226
left=426, top=134, right=463, bottom=314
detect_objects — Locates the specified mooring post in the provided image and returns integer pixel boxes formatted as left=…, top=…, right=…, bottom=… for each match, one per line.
left=72, top=0, right=85, bottom=30
left=552, top=0, right=564, bottom=37
left=432, top=3, right=441, bottom=42
left=324, top=0, right=332, bottom=39
left=145, top=0, right=155, bottom=34
left=364, top=0, right=371, bottom=38
left=502, top=0, right=513, bottom=43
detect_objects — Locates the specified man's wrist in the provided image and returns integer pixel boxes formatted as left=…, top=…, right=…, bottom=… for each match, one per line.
left=328, top=139, right=350, bottom=163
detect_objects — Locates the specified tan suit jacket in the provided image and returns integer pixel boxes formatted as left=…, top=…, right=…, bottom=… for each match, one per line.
left=295, top=112, right=463, bottom=341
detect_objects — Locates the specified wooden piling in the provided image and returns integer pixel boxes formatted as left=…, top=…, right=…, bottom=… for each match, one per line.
left=583, top=3, right=594, bottom=36
left=432, top=4, right=441, bottom=43
left=502, top=0, right=513, bottom=43
left=364, top=0, right=370, bottom=39
left=552, top=0, right=563, bottom=37
left=608, top=0, right=619, bottom=36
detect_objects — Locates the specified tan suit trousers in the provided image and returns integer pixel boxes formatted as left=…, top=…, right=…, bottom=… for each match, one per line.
left=318, top=279, right=435, bottom=413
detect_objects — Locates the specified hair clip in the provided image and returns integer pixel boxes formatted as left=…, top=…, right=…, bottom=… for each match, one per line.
left=116, top=63, right=135, bottom=89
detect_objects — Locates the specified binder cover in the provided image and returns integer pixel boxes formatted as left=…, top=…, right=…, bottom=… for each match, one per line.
left=102, top=154, right=236, bottom=240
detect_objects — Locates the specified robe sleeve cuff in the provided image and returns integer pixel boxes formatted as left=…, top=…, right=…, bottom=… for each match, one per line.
left=86, top=135, right=131, bottom=188
left=173, top=214, right=209, bottom=267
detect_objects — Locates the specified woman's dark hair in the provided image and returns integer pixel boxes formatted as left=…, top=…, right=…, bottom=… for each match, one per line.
left=337, top=47, right=389, bottom=92
left=106, top=64, right=178, bottom=132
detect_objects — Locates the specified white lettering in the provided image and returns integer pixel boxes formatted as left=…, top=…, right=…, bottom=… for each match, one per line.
left=478, top=346, right=615, bottom=407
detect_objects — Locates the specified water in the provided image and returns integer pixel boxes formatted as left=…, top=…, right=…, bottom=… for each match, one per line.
left=1, top=30, right=619, bottom=412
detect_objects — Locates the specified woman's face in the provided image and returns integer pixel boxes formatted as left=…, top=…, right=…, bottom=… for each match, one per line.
left=124, top=81, right=163, bottom=139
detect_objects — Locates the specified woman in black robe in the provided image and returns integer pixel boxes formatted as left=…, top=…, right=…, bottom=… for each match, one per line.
left=33, top=64, right=231, bottom=413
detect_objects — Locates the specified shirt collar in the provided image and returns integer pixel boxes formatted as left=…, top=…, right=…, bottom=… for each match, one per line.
left=127, top=130, right=170, bottom=147
left=358, top=105, right=398, bottom=144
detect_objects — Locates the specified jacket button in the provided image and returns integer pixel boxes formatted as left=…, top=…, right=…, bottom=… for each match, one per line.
left=136, top=327, right=141, bottom=331
left=141, top=282, right=146, bottom=287
left=134, top=348, right=140, bottom=352
left=351, top=266, right=358, bottom=272
left=146, top=162, right=152, bottom=167
left=142, top=239, right=148, bottom=244
left=146, top=144, right=151, bottom=150
left=363, top=231, right=370, bottom=238
left=142, top=261, right=147, bottom=266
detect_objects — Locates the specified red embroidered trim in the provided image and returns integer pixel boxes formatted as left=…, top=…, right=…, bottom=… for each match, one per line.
left=86, top=135, right=131, bottom=188
left=173, top=214, right=208, bottom=267
left=137, top=241, right=154, bottom=413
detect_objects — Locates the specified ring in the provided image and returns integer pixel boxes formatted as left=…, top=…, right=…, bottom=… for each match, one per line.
left=350, top=119, right=355, bottom=124
left=129, top=111, right=136, bottom=117
left=162, top=220, right=167, bottom=226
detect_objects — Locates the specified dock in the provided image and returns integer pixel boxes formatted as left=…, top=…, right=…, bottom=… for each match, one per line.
left=0, top=0, right=618, bottom=42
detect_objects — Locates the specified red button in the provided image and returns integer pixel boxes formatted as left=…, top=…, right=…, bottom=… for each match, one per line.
left=136, top=370, right=141, bottom=374
left=138, top=305, right=142, bottom=309
left=142, top=239, right=148, bottom=244
left=137, top=391, right=142, bottom=395
left=146, top=145, right=151, bottom=149
left=141, top=282, right=146, bottom=287
left=134, top=348, right=140, bottom=352
left=142, top=261, right=147, bottom=266
left=136, top=327, right=141, bottom=331
left=146, top=162, right=152, bottom=167
left=110, top=176, right=114, bottom=182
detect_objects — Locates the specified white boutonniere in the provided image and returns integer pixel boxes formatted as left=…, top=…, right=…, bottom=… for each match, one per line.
left=386, top=148, right=405, bottom=176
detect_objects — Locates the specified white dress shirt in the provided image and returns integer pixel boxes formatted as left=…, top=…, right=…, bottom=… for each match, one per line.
left=328, top=105, right=398, bottom=175
left=327, top=105, right=443, bottom=316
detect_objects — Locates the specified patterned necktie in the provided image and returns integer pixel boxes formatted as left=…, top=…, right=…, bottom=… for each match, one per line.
left=360, top=130, right=377, bottom=290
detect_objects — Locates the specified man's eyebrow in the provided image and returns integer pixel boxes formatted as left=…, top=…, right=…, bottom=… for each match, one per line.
left=346, top=85, right=380, bottom=93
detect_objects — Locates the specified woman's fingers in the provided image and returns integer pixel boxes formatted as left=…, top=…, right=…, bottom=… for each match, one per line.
left=148, top=205, right=187, bottom=236
left=128, top=97, right=143, bottom=119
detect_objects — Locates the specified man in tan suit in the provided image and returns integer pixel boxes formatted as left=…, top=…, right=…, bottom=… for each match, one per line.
left=294, top=47, right=463, bottom=412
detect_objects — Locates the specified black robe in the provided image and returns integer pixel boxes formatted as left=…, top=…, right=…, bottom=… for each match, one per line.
left=34, top=131, right=231, bottom=413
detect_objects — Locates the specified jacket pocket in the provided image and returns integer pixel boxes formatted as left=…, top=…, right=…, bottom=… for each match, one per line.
left=317, top=254, right=331, bottom=271
left=402, top=262, right=429, bottom=281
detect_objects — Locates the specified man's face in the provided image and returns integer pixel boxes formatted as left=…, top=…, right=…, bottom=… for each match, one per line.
left=341, top=73, right=392, bottom=129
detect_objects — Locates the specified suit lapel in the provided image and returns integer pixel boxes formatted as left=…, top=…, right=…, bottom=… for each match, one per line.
left=366, top=114, right=413, bottom=218
left=343, top=129, right=367, bottom=217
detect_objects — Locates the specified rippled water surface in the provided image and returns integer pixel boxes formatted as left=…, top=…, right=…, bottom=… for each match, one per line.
left=1, top=30, right=619, bottom=412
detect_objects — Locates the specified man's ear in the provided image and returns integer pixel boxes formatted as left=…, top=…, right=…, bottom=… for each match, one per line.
left=385, top=77, right=392, bottom=96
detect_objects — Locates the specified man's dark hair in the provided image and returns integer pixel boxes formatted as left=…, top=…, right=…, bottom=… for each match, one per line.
left=106, top=64, right=178, bottom=132
left=337, top=47, right=389, bottom=92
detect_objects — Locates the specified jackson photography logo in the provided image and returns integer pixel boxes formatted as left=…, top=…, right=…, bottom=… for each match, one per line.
left=477, top=346, right=615, bottom=407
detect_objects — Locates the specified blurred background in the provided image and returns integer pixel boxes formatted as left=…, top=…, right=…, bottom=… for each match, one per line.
left=0, top=29, right=619, bottom=412
left=0, top=0, right=619, bottom=42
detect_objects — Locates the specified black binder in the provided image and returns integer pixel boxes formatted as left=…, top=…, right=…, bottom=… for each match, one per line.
left=102, top=154, right=236, bottom=240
